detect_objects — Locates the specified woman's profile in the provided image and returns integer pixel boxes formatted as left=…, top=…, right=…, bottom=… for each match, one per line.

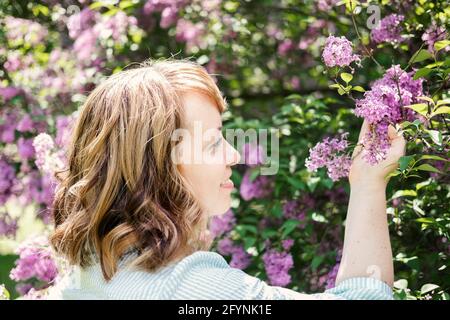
left=47, top=58, right=405, bottom=300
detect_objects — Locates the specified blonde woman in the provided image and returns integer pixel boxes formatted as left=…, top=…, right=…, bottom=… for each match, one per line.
left=47, top=58, right=404, bottom=300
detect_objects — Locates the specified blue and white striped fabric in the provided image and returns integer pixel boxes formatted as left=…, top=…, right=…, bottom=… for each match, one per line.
left=47, top=250, right=393, bottom=300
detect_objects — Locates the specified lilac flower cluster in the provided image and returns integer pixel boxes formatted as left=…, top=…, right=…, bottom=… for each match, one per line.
left=242, top=142, right=266, bottom=167
left=239, top=142, right=274, bottom=201
left=322, top=35, right=360, bottom=68
left=0, top=157, right=17, bottom=205
left=209, top=209, right=236, bottom=238
left=262, top=248, right=294, bottom=287
left=175, top=19, right=205, bottom=51
left=4, top=17, right=48, bottom=46
left=325, top=251, right=342, bottom=289
left=33, top=133, right=56, bottom=173
left=0, top=86, right=23, bottom=103
left=316, top=0, right=340, bottom=12
left=281, top=239, right=294, bottom=251
left=239, top=169, right=275, bottom=201
left=371, top=14, right=404, bottom=44
left=278, top=39, right=295, bottom=56
left=282, top=194, right=316, bottom=227
left=217, top=238, right=252, bottom=270
left=10, top=236, right=58, bottom=294
left=354, top=65, right=423, bottom=164
left=55, top=115, right=75, bottom=147
left=143, top=0, right=189, bottom=29
left=325, top=263, right=340, bottom=289
left=0, top=212, right=18, bottom=238
left=67, top=8, right=137, bottom=65
left=422, top=21, right=449, bottom=53
left=305, top=133, right=352, bottom=181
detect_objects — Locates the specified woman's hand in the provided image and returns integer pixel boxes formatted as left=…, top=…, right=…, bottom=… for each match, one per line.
left=348, top=119, right=406, bottom=187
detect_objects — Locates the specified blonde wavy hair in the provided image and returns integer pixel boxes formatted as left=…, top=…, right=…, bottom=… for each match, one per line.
left=50, top=58, right=227, bottom=281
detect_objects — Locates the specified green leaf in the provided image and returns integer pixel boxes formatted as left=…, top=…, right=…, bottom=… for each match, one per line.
left=281, top=219, right=300, bottom=238
left=412, top=119, right=422, bottom=127
left=436, top=99, right=450, bottom=107
left=400, top=121, right=412, bottom=129
left=329, top=84, right=341, bottom=89
left=413, top=67, right=432, bottom=80
left=243, top=237, right=257, bottom=250
left=425, top=130, right=443, bottom=145
left=418, top=155, right=448, bottom=162
left=425, top=61, right=444, bottom=69
left=271, top=202, right=283, bottom=218
left=393, top=279, right=408, bottom=290
left=416, top=180, right=431, bottom=191
left=385, top=170, right=401, bottom=182
left=399, top=155, right=414, bottom=171
left=352, top=86, right=365, bottom=92
left=1, top=285, right=10, bottom=300
left=415, top=163, right=441, bottom=173
left=404, top=103, right=428, bottom=117
left=340, top=72, right=353, bottom=83
left=409, top=49, right=433, bottom=64
left=286, top=94, right=303, bottom=100
left=417, top=96, right=435, bottom=105
left=321, top=177, right=334, bottom=189
left=337, top=87, right=346, bottom=95
left=119, top=0, right=135, bottom=9
left=421, top=283, right=439, bottom=294
left=261, top=229, right=278, bottom=239
left=236, top=224, right=258, bottom=235
left=392, top=190, right=417, bottom=199
left=311, top=255, right=325, bottom=271
left=286, top=176, right=306, bottom=190
left=434, top=40, right=450, bottom=52
left=249, top=168, right=260, bottom=182
left=431, top=106, right=450, bottom=117
left=415, top=217, right=435, bottom=224
left=306, top=176, right=321, bottom=192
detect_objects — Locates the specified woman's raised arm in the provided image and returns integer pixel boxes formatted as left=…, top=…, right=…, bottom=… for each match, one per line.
left=335, top=119, right=406, bottom=287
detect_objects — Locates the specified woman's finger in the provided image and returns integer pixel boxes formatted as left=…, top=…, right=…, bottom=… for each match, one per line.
left=358, top=119, right=370, bottom=143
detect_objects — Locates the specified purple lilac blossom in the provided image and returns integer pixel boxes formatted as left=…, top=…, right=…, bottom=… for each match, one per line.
left=209, top=209, right=236, bottom=238
left=0, top=157, right=17, bottom=205
left=10, top=236, right=58, bottom=283
left=354, top=65, right=423, bottom=164
left=0, top=212, right=18, bottom=237
left=422, top=21, right=449, bottom=53
left=217, top=237, right=252, bottom=270
left=325, top=262, right=340, bottom=289
left=305, top=133, right=352, bottom=181
left=322, top=35, right=360, bottom=68
left=262, top=248, right=294, bottom=287
left=371, top=14, right=404, bottom=44
left=239, top=169, right=274, bottom=201
left=242, top=143, right=266, bottom=167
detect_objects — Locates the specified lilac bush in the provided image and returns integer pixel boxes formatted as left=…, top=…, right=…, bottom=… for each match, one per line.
left=0, top=0, right=448, bottom=301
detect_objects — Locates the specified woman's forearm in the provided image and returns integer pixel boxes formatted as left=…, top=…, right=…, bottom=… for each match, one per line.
left=335, top=180, right=394, bottom=287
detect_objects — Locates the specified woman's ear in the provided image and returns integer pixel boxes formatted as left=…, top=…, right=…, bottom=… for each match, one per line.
left=171, top=128, right=189, bottom=165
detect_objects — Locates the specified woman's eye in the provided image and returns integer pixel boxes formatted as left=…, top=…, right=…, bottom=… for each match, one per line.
left=211, top=137, right=222, bottom=151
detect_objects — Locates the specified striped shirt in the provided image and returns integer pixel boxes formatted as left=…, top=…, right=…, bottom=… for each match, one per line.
left=47, top=249, right=393, bottom=300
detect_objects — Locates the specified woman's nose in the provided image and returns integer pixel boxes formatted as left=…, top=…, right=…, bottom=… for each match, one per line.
left=224, top=141, right=241, bottom=166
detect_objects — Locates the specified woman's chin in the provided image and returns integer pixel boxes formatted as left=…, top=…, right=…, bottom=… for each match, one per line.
left=210, top=203, right=232, bottom=217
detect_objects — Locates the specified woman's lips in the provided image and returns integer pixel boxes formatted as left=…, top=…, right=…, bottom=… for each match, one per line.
left=220, top=179, right=234, bottom=189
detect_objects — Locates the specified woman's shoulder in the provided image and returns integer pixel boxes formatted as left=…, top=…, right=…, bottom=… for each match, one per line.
left=46, top=250, right=231, bottom=299
left=172, top=250, right=230, bottom=270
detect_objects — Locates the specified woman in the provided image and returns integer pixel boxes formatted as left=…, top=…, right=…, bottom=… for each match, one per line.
left=47, top=58, right=404, bottom=299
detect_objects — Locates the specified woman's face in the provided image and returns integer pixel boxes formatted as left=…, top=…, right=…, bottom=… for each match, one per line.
left=177, top=92, right=241, bottom=217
